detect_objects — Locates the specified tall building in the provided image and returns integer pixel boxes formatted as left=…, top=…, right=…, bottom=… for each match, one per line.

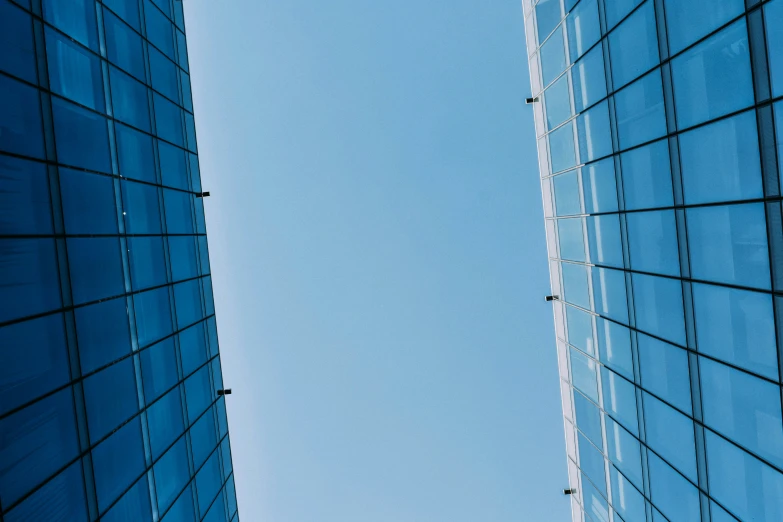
left=0, top=0, right=238, bottom=520
left=523, top=0, right=783, bottom=520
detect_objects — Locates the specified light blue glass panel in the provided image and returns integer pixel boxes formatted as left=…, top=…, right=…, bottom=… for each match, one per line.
left=592, top=267, right=628, bottom=324
left=175, top=279, right=202, bottom=329
left=4, top=461, right=88, bottom=522
left=638, top=334, right=691, bottom=413
left=710, top=502, right=739, bottom=522
left=180, top=321, right=208, bottom=376
left=596, top=318, right=632, bottom=380
left=545, top=75, right=571, bottom=130
left=148, top=386, right=185, bottom=459
left=566, top=0, right=599, bottom=62
left=46, top=28, right=104, bottom=112
left=693, top=284, right=777, bottom=380
left=644, top=393, right=697, bottom=481
left=562, top=262, right=590, bottom=309
left=601, top=367, right=637, bottom=435
left=769, top=0, right=783, bottom=97
left=196, top=452, right=223, bottom=518
left=163, top=484, right=196, bottom=522
left=536, top=0, right=563, bottom=45
left=576, top=100, right=612, bottom=162
left=574, top=390, right=602, bottom=446
left=549, top=121, right=577, bottom=173
left=567, top=305, right=594, bottom=355
left=169, top=235, right=199, bottom=282
left=778, top=103, right=783, bottom=189
left=672, top=20, right=753, bottom=129
left=42, top=0, right=98, bottom=50
left=134, top=286, right=173, bottom=347
left=128, top=236, right=167, bottom=291
left=604, top=0, right=642, bottom=30
left=627, top=210, right=680, bottom=277
left=610, top=466, right=645, bottom=522
left=159, top=141, right=189, bottom=190
left=104, top=8, right=145, bottom=81
left=578, top=432, right=607, bottom=496
left=687, top=203, right=770, bottom=289
left=140, top=338, right=178, bottom=403
left=571, top=44, right=606, bottom=113
left=632, top=273, right=685, bottom=345
left=164, top=189, right=194, bottom=234
left=701, top=358, right=783, bottom=468
left=104, top=0, right=140, bottom=30
left=111, top=66, right=151, bottom=133
left=679, top=111, right=762, bottom=205
left=553, top=170, right=581, bottom=216
left=664, top=0, right=744, bottom=55
left=190, top=405, right=217, bottom=468
left=615, top=69, right=666, bottom=150
left=145, top=0, right=175, bottom=58
left=570, top=347, right=598, bottom=402
left=621, top=139, right=673, bottom=210
left=582, top=158, right=617, bottom=214
left=150, top=46, right=180, bottom=103
left=648, top=452, right=701, bottom=522
left=558, top=218, right=586, bottom=262
left=185, top=365, right=212, bottom=424
left=155, top=438, right=190, bottom=513
left=586, top=215, right=622, bottom=268
left=92, top=418, right=145, bottom=512
left=155, top=93, right=185, bottom=146
left=605, top=416, right=643, bottom=488
left=581, top=473, right=609, bottom=522
left=706, top=431, right=783, bottom=522
left=541, top=25, right=567, bottom=87
left=185, top=112, right=198, bottom=153
left=608, top=2, right=659, bottom=89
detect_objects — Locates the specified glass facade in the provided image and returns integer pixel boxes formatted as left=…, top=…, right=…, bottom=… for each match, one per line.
left=0, top=0, right=238, bottom=520
left=524, top=0, right=783, bottom=520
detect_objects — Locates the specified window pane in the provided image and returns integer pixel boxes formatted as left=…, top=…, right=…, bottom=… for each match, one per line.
left=102, top=475, right=152, bottom=522
left=574, top=390, right=602, bottom=447
left=553, top=170, right=581, bottom=216
left=0, top=75, right=44, bottom=159
left=0, top=155, right=52, bottom=235
left=140, top=337, right=177, bottom=403
left=155, top=92, right=185, bottom=146
left=558, top=218, right=585, bottom=262
left=621, top=139, right=673, bottom=210
left=134, top=286, right=173, bottom=347
left=159, top=141, right=189, bottom=190
left=626, top=210, right=680, bottom=277
left=164, top=188, right=194, bottom=234
left=562, top=262, right=590, bottom=309
left=128, top=235, right=167, bottom=291
left=540, top=25, right=567, bottom=87
left=67, top=237, right=124, bottom=305
left=570, top=347, right=598, bottom=402
left=148, top=386, right=185, bottom=459
left=204, top=487, right=227, bottom=522
left=104, top=9, right=145, bottom=81
left=578, top=432, right=607, bottom=496
left=672, top=20, right=753, bottom=129
left=163, top=484, right=196, bottom=522
left=576, top=100, right=612, bottom=162
left=116, top=124, right=156, bottom=183
left=76, top=297, right=132, bottom=374
left=644, top=393, right=697, bottom=481
left=571, top=43, right=606, bottom=114
left=586, top=214, right=622, bottom=268
left=180, top=321, right=209, bottom=376
left=679, top=110, right=762, bottom=205
left=122, top=180, right=162, bottom=234
left=60, top=169, right=117, bottom=234
left=104, top=0, right=141, bottom=31
left=608, top=2, right=659, bottom=89
left=592, top=267, right=628, bottom=324
left=181, top=71, right=193, bottom=112
left=687, top=203, right=770, bottom=289
left=169, top=235, right=199, bottom=282
left=190, top=153, right=202, bottom=193
left=111, top=66, right=150, bottom=132
left=150, top=46, right=180, bottom=103
left=46, top=29, right=104, bottom=112
left=155, top=438, right=190, bottom=514
left=638, top=334, right=691, bottom=413
left=52, top=97, right=111, bottom=172
left=0, top=238, right=60, bottom=323
left=84, top=358, right=139, bottom=441
left=536, top=0, right=562, bottom=45
left=42, top=0, right=98, bottom=50
left=581, top=473, right=609, bottom=522
left=615, top=69, right=666, bottom=150
left=549, top=121, right=577, bottom=173
left=0, top=0, right=36, bottom=82
left=190, top=405, right=218, bottom=469
left=582, top=158, right=617, bottom=214
left=664, top=0, right=744, bottom=55
left=196, top=450, right=222, bottom=517
left=145, top=0, right=175, bottom=58
left=596, top=318, right=632, bottom=379
left=185, top=364, right=212, bottom=424
left=632, top=273, right=685, bottom=345
left=175, top=279, right=203, bottom=329
left=545, top=75, right=571, bottom=130
left=4, top=461, right=88, bottom=522
left=605, top=416, right=643, bottom=488
left=768, top=0, right=783, bottom=97
left=701, top=358, right=783, bottom=468
left=604, top=0, right=642, bottom=30
left=601, top=367, right=637, bottom=435
left=567, top=305, right=594, bottom=355
left=648, top=452, right=701, bottom=522
left=609, top=466, right=645, bottom=522
left=566, top=0, right=599, bottom=62
left=176, top=30, right=189, bottom=73
left=92, top=417, right=145, bottom=512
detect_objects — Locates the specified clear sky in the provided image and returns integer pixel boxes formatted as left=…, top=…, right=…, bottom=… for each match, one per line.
left=184, top=1, right=571, bottom=520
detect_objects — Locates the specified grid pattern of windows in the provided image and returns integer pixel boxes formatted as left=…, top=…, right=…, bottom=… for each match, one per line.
left=0, top=0, right=238, bottom=520
left=525, top=0, right=783, bottom=520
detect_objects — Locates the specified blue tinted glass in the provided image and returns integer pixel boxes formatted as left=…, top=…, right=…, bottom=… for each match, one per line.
left=104, top=0, right=140, bottom=30
left=145, top=0, right=175, bottom=58
left=196, top=450, right=222, bottom=516
left=687, top=203, right=770, bottom=289
left=567, top=305, right=594, bottom=354
left=549, top=121, right=576, bottom=173
left=180, top=321, right=208, bottom=376
left=558, top=218, right=585, bottom=262
left=140, top=338, right=177, bottom=402
left=176, top=30, right=189, bottom=73
left=159, top=141, right=189, bottom=190
left=122, top=180, right=162, bottom=234
left=541, top=25, right=567, bottom=87
left=571, top=44, right=606, bottom=113
left=204, top=488, right=227, bottom=522
left=615, top=70, right=666, bottom=150
left=150, top=46, right=180, bottom=103
left=102, top=476, right=153, bottom=522
left=648, top=452, right=701, bottom=522
left=128, top=236, right=167, bottom=290
left=190, top=153, right=202, bottom=193
left=621, top=139, right=673, bottom=210
left=574, top=391, right=601, bottom=446
left=111, top=66, right=150, bottom=132
left=679, top=111, right=762, bottom=205
left=706, top=431, right=783, bottom=522
left=163, top=484, right=196, bottom=522
left=60, top=169, right=117, bottom=234
left=609, top=466, right=645, bottom=522
left=604, top=0, right=642, bottom=30
left=104, top=10, right=145, bottom=81
left=155, top=93, right=185, bottom=147
left=0, top=388, right=78, bottom=506
left=67, top=237, right=124, bottom=304
left=561, top=262, right=590, bottom=308
left=605, top=416, right=643, bottom=488
left=148, top=386, right=185, bottom=458
left=0, top=155, right=51, bottom=234
left=576, top=100, right=612, bottom=162
left=151, top=0, right=171, bottom=17
left=181, top=72, right=193, bottom=112
left=673, top=20, right=753, bottom=129
left=0, top=238, right=60, bottom=323
left=710, top=502, right=739, bottom=522
left=596, top=318, right=632, bottom=379
left=93, top=417, right=145, bottom=512
left=211, top=356, right=222, bottom=390
left=694, top=284, right=777, bottom=380
left=4, top=461, right=88, bottom=522
left=609, top=2, right=659, bottom=88
left=84, top=358, right=138, bottom=440
left=626, top=210, right=680, bottom=277
left=52, top=97, right=111, bottom=172
left=185, top=365, right=212, bottom=423
left=545, top=75, right=571, bottom=130
left=664, top=0, right=744, bottom=55
left=644, top=393, right=697, bottom=481
left=135, top=286, right=173, bottom=347
left=190, top=405, right=218, bottom=468
left=164, top=189, right=194, bottom=234
left=42, top=0, right=98, bottom=50
left=592, top=267, right=628, bottom=324
left=769, top=0, right=783, bottom=97
left=701, top=358, right=783, bottom=468
left=553, top=171, right=580, bottom=216
left=601, top=367, right=637, bottom=435
left=582, top=158, right=617, bottom=214
left=586, top=215, right=622, bottom=268
left=536, top=0, right=562, bottom=44
left=570, top=347, right=598, bottom=401
left=0, top=1, right=36, bottom=82
left=566, top=0, right=599, bottom=62
left=581, top=472, right=609, bottom=522
left=76, top=297, right=131, bottom=374
left=155, top=438, right=190, bottom=513
left=632, top=273, right=685, bottom=345
left=222, top=439, right=233, bottom=479
left=578, top=432, right=607, bottom=496
left=194, top=196, right=206, bottom=234
left=46, top=28, right=104, bottom=112
left=116, top=123, right=156, bottom=183
left=778, top=103, right=783, bottom=187
left=207, top=317, right=219, bottom=357
left=175, top=279, right=202, bottom=329
left=0, top=75, right=44, bottom=159
left=169, top=235, right=198, bottom=282
left=216, top=394, right=228, bottom=438
left=638, top=334, right=691, bottom=413
left=0, top=314, right=68, bottom=416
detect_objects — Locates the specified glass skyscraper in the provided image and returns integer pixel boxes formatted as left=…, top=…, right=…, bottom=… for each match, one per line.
left=523, top=0, right=783, bottom=520
left=0, top=0, right=238, bottom=520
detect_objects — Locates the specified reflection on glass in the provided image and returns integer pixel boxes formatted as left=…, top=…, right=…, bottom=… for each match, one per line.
left=615, top=70, right=666, bottom=150
left=609, top=2, right=659, bottom=89
left=621, top=139, right=673, bottom=210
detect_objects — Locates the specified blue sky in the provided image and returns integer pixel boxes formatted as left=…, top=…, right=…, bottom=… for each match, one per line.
left=184, top=1, right=570, bottom=520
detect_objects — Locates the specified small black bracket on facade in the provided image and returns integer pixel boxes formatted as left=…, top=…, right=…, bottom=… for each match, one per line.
left=525, top=97, right=539, bottom=104
left=217, top=389, right=232, bottom=396
left=196, top=191, right=211, bottom=198
left=563, top=488, right=576, bottom=495
left=545, top=295, right=559, bottom=302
